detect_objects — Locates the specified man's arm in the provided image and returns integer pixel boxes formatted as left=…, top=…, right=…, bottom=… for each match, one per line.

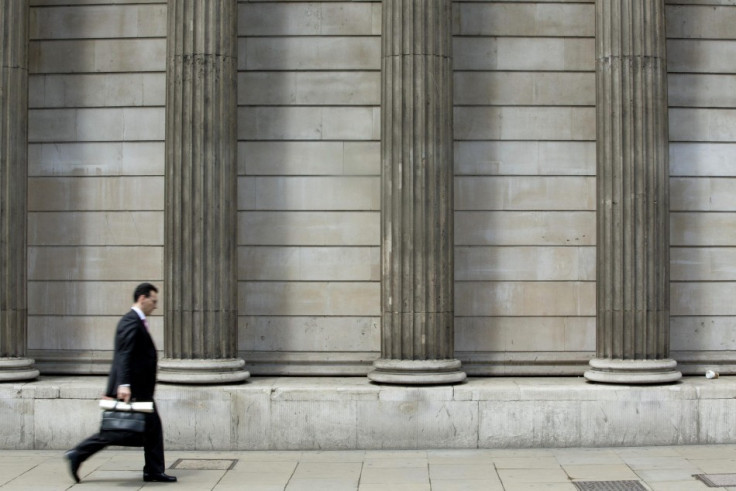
left=114, top=314, right=138, bottom=402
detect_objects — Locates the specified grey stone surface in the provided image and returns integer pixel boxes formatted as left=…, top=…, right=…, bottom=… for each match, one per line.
left=29, top=39, right=166, bottom=73
left=29, top=4, right=166, bottom=39
left=161, top=0, right=246, bottom=384
left=16, top=0, right=736, bottom=381
left=455, top=176, right=594, bottom=211
left=240, top=212, right=379, bottom=246
left=28, top=211, right=163, bottom=246
left=587, top=0, right=680, bottom=384
left=0, top=1, right=38, bottom=383
left=241, top=282, right=379, bottom=316
left=239, top=247, right=379, bottom=281
left=370, top=0, right=464, bottom=385
left=456, top=211, right=595, bottom=246
left=2, top=376, right=736, bottom=450
left=4, top=445, right=736, bottom=490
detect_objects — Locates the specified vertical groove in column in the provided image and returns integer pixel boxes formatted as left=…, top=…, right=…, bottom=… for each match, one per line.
left=0, top=0, right=38, bottom=381
left=586, top=0, right=679, bottom=384
left=161, top=0, right=247, bottom=384
left=370, top=0, right=464, bottom=385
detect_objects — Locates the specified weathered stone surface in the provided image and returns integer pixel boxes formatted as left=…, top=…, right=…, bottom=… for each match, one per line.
left=241, top=38, right=379, bottom=70
left=0, top=1, right=38, bottom=382
left=586, top=0, right=680, bottom=384
left=30, top=73, right=165, bottom=107
left=29, top=4, right=166, bottom=39
left=239, top=72, right=379, bottom=106
left=455, top=211, right=595, bottom=246
left=238, top=107, right=379, bottom=141
left=454, top=38, right=594, bottom=71
left=456, top=246, right=595, bottom=281
left=240, top=176, right=379, bottom=211
left=240, top=141, right=379, bottom=177
left=28, top=211, right=163, bottom=246
left=28, top=142, right=164, bottom=176
left=667, top=5, right=736, bottom=39
left=456, top=317, right=595, bottom=352
left=369, top=0, right=464, bottom=385
left=671, top=316, right=736, bottom=351
left=239, top=247, right=379, bottom=281
left=29, top=281, right=163, bottom=316
left=670, top=108, right=736, bottom=142
left=28, top=176, right=163, bottom=211
left=669, top=74, right=736, bottom=108
left=455, top=72, right=594, bottom=106
left=455, top=177, right=594, bottom=211
left=240, top=3, right=379, bottom=36
left=28, top=108, right=164, bottom=142
left=28, top=315, right=162, bottom=351
left=15, top=0, right=736, bottom=380
left=241, top=282, right=379, bottom=316
left=457, top=3, right=593, bottom=37
left=0, top=397, right=34, bottom=449
left=239, top=212, right=379, bottom=246
left=3, top=376, right=736, bottom=450
left=161, top=0, right=247, bottom=384
left=456, top=282, right=595, bottom=317
left=672, top=213, right=736, bottom=246
left=667, top=39, right=736, bottom=73
left=29, top=246, right=163, bottom=281
left=238, top=316, right=379, bottom=352
left=671, top=177, right=736, bottom=211
left=455, top=107, right=595, bottom=141
left=29, top=39, right=166, bottom=73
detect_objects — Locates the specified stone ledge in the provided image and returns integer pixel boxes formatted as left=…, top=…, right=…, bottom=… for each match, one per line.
left=1, top=376, right=734, bottom=450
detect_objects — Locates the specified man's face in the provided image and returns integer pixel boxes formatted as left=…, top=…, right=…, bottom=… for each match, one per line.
left=139, top=292, right=158, bottom=317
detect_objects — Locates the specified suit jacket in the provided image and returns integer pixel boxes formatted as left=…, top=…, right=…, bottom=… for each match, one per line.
left=105, top=310, right=158, bottom=401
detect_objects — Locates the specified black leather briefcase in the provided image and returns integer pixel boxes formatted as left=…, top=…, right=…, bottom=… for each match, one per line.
left=100, top=409, right=146, bottom=433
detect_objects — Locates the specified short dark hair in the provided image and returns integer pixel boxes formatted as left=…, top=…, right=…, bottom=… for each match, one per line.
left=133, top=282, right=158, bottom=302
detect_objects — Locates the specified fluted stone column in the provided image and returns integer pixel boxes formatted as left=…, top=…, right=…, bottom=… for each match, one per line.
left=0, top=1, right=38, bottom=382
left=159, top=0, right=248, bottom=384
left=585, top=0, right=681, bottom=384
left=368, top=0, right=465, bottom=385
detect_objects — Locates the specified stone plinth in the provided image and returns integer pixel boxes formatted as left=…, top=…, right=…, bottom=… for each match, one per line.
left=3, top=376, right=736, bottom=450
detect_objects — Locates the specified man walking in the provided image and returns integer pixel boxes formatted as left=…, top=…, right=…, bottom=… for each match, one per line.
left=64, top=283, right=177, bottom=483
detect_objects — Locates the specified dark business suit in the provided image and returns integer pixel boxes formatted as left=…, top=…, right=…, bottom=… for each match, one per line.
left=72, top=310, right=165, bottom=474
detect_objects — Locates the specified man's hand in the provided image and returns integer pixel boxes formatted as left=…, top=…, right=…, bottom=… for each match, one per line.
left=117, top=386, right=131, bottom=402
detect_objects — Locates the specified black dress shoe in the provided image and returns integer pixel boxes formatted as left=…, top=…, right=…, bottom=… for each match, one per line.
left=143, top=472, right=178, bottom=482
left=63, top=450, right=81, bottom=483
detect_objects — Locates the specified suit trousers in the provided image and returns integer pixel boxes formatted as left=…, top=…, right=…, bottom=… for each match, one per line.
left=74, top=409, right=165, bottom=474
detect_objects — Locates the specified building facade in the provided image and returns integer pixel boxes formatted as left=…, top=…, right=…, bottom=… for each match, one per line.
left=2, top=0, right=736, bottom=382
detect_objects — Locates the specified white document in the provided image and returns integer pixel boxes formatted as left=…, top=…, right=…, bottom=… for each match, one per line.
left=99, top=399, right=154, bottom=413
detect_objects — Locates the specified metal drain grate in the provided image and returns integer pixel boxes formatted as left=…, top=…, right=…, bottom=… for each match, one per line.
left=170, top=458, right=238, bottom=470
left=573, top=481, right=648, bottom=491
left=694, top=473, right=736, bottom=487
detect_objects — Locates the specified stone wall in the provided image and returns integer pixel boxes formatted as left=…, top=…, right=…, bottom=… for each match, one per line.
left=27, top=1, right=167, bottom=373
left=453, top=2, right=596, bottom=374
left=667, top=2, right=736, bottom=373
left=3, top=376, right=736, bottom=450
left=24, top=0, right=736, bottom=376
left=237, top=1, right=383, bottom=374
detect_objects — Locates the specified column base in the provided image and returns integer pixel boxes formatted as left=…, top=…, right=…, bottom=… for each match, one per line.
left=0, top=357, right=39, bottom=381
left=368, top=359, right=466, bottom=385
left=584, top=358, right=682, bottom=384
left=157, top=358, right=250, bottom=384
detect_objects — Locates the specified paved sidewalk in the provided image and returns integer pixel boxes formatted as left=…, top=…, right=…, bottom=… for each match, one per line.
left=1, top=445, right=735, bottom=490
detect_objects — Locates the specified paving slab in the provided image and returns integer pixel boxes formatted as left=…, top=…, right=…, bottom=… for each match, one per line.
left=0, top=446, right=733, bottom=490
